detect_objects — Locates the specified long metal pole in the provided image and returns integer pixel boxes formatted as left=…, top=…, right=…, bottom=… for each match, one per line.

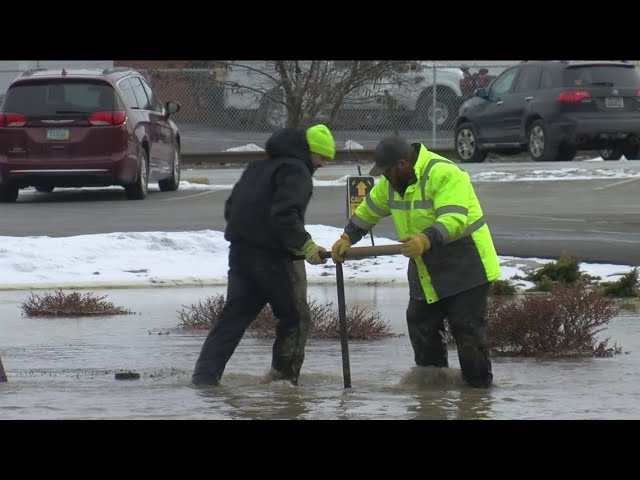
left=335, top=262, right=351, bottom=389
left=432, top=64, right=437, bottom=147
left=317, top=243, right=403, bottom=389
left=0, top=354, right=7, bottom=382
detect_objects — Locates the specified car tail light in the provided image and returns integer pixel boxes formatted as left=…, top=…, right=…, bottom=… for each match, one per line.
left=0, top=112, right=27, bottom=127
left=636, top=89, right=640, bottom=97
left=88, top=111, right=126, bottom=126
left=556, top=90, right=591, bottom=103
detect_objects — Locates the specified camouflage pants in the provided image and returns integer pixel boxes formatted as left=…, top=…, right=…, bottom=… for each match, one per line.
left=271, top=260, right=309, bottom=381
left=192, top=247, right=311, bottom=386
left=406, top=282, right=493, bottom=388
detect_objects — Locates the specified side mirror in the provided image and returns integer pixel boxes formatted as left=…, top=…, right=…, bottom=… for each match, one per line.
left=476, top=88, right=488, bottom=99
left=165, top=101, right=181, bottom=117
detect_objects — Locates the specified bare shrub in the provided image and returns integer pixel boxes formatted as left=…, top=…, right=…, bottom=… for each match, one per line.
left=486, top=282, right=621, bottom=358
left=177, top=294, right=393, bottom=340
left=21, top=290, right=132, bottom=317
left=177, top=295, right=225, bottom=330
left=312, top=304, right=393, bottom=340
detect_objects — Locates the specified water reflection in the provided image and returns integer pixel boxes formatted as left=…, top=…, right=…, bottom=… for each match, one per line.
left=196, top=379, right=312, bottom=420
left=396, top=366, right=491, bottom=420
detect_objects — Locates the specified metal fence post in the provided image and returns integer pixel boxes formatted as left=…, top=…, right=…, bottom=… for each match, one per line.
left=0, top=353, right=7, bottom=382
left=432, top=64, right=437, bottom=147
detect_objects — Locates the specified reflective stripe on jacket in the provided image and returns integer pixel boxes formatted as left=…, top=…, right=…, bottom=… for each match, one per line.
left=351, top=143, right=500, bottom=303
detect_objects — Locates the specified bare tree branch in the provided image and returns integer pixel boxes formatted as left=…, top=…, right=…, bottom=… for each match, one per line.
left=192, top=60, right=422, bottom=128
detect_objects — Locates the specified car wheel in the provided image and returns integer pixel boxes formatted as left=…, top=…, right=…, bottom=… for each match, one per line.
left=35, top=186, right=54, bottom=193
left=415, top=91, right=455, bottom=130
left=455, top=122, right=487, bottom=163
left=0, top=184, right=18, bottom=203
left=159, top=145, right=181, bottom=192
left=528, top=120, right=557, bottom=162
left=555, top=146, right=577, bottom=162
left=599, top=149, right=622, bottom=161
left=622, top=145, right=640, bottom=160
left=125, top=149, right=149, bottom=200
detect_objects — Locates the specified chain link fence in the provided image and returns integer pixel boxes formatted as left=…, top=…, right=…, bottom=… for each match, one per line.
left=138, top=62, right=516, bottom=153
left=0, top=61, right=517, bottom=153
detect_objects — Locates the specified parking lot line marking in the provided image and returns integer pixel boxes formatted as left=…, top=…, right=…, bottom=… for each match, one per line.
left=493, top=214, right=585, bottom=223
left=594, top=177, right=640, bottom=190
left=160, top=190, right=219, bottom=202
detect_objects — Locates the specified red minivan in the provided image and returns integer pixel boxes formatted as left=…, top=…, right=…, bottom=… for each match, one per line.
left=0, top=67, right=182, bottom=202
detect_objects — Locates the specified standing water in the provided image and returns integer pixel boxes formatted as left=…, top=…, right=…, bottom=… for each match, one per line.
left=1, top=286, right=639, bottom=419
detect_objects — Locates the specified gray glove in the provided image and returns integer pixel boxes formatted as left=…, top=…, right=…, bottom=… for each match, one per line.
left=304, top=242, right=328, bottom=265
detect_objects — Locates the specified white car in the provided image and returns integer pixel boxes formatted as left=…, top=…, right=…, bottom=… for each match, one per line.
left=218, top=61, right=465, bottom=129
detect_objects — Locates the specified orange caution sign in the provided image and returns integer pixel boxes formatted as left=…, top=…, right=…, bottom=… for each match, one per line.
left=346, top=175, right=375, bottom=219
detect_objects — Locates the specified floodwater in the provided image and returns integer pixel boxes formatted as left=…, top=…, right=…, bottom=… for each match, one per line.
left=1, top=285, right=639, bottom=420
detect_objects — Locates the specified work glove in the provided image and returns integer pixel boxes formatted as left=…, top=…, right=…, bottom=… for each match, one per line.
left=302, top=240, right=327, bottom=265
left=399, top=233, right=431, bottom=259
left=331, top=233, right=352, bottom=263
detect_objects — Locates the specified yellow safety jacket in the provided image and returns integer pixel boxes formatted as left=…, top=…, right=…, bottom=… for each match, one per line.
left=350, top=143, right=500, bottom=303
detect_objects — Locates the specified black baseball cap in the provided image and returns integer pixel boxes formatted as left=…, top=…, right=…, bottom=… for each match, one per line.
left=369, top=136, right=414, bottom=176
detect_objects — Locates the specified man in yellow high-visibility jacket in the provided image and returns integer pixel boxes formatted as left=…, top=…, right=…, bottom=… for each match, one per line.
left=331, top=136, right=500, bottom=388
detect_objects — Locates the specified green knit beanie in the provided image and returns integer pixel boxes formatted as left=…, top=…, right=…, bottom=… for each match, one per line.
left=306, top=124, right=336, bottom=159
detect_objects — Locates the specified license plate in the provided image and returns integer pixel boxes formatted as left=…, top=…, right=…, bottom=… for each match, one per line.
left=605, top=97, right=624, bottom=108
left=46, top=128, right=70, bottom=140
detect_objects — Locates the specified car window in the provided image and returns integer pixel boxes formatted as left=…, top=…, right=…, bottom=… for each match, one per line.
left=128, top=77, right=151, bottom=110
left=489, top=67, right=518, bottom=97
left=118, top=78, right=139, bottom=109
left=514, top=66, right=542, bottom=92
left=139, top=78, right=163, bottom=113
left=540, top=68, right=554, bottom=89
left=564, top=65, right=640, bottom=87
left=2, top=81, right=121, bottom=115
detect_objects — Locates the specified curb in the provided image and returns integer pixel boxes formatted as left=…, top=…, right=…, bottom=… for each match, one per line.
left=182, top=177, right=210, bottom=185
left=181, top=148, right=457, bottom=167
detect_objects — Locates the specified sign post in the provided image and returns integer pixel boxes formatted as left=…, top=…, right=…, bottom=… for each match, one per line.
left=0, top=354, right=7, bottom=382
left=346, top=175, right=375, bottom=246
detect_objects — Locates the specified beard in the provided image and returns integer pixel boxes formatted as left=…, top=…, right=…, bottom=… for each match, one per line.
left=389, top=169, right=414, bottom=195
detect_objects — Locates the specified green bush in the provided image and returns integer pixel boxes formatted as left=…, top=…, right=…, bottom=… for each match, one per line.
left=524, top=255, right=604, bottom=292
left=526, top=255, right=582, bottom=286
left=598, top=268, right=639, bottom=298
left=490, top=279, right=517, bottom=296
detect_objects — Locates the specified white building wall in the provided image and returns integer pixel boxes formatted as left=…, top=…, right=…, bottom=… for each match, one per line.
left=0, top=60, right=114, bottom=94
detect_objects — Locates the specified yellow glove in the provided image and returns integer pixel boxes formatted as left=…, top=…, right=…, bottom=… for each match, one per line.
left=399, top=233, right=431, bottom=259
left=302, top=240, right=327, bottom=265
left=331, top=233, right=352, bottom=263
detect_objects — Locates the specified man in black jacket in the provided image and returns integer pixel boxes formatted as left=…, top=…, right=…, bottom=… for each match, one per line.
left=192, top=124, right=335, bottom=386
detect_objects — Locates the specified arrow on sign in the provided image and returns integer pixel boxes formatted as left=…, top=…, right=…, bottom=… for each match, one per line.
left=356, top=181, right=368, bottom=196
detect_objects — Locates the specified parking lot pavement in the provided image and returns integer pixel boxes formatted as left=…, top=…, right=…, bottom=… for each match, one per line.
left=181, top=160, right=640, bottom=186
left=179, top=125, right=455, bottom=154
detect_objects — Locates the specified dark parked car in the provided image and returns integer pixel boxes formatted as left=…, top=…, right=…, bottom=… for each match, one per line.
left=454, top=60, right=640, bottom=162
left=0, top=67, right=182, bottom=202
